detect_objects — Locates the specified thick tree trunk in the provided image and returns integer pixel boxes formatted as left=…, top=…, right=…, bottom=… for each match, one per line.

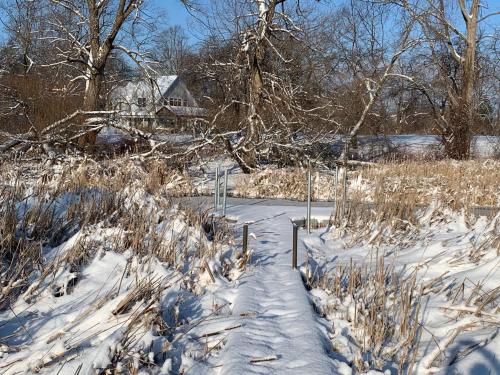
left=441, top=0, right=479, bottom=160
left=83, top=70, right=104, bottom=111
left=224, top=138, right=253, bottom=174
left=238, top=0, right=280, bottom=173
left=78, top=69, right=104, bottom=147
left=240, top=37, right=265, bottom=171
left=443, top=103, right=471, bottom=159
left=242, top=56, right=264, bottom=170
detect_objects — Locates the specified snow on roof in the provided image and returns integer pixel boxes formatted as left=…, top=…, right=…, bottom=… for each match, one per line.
left=111, top=75, right=207, bottom=118
left=112, top=75, right=179, bottom=103
left=156, top=75, right=178, bottom=92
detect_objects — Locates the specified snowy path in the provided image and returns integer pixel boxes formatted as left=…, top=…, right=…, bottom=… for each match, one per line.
left=212, top=204, right=345, bottom=374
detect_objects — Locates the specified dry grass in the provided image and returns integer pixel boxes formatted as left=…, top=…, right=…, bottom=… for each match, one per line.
left=0, top=156, right=238, bottom=373
left=0, top=177, right=228, bottom=305
left=306, top=187, right=500, bottom=373
left=309, top=255, right=423, bottom=373
left=234, top=168, right=310, bottom=200
left=308, top=218, right=500, bottom=373
left=235, top=160, right=500, bottom=210
left=358, top=159, right=500, bottom=209
left=53, top=158, right=197, bottom=197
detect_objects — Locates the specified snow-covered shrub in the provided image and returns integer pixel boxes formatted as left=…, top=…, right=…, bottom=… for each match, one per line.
left=306, top=206, right=499, bottom=374
left=0, top=157, right=239, bottom=374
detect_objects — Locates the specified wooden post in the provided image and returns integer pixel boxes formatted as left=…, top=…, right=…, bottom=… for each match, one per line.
left=292, top=224, right=298, bottom=269
left=242, top=224, right=248, bottom=253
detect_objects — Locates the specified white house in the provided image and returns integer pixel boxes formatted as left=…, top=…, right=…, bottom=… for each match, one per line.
left=110, top=75, right=206, bottom=129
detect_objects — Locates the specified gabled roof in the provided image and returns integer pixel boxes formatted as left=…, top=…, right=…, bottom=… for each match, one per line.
left=154, top=75, right=179, bottom=96
left=111, top=75, right=207, bottom=118
left=112, top=75, right=179, bottom=104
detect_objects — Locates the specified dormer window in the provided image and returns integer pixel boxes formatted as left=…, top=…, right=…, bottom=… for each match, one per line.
left=138, top=97, right=146, bottom=107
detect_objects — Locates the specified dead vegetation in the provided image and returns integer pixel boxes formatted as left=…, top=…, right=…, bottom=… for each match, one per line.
left=358, top=159, right=500, bottom=208
left=308, top=255, right=423, bottom=373
left=0, top=156, right=238, bottom=373
left=234, top=168, right=310, bottom=200
left=235, top=159, right=500, bottom=209
left=306, top=209, right=499, bottom=373
left=304, top=189, right=500, bottom=373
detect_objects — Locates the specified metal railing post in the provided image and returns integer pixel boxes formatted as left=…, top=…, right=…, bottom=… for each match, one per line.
left=243, top=224, right=248, bottom=253
left=222, top=169, right=228, bottom=216
left=292, top=224, right=298, bottom=269
left=215, top=166, right=220, bottom=208
left=307, top=169, right=312, bottom=234
left=342, top=164, right=348, bottom=219
left=341, top=142, right=349, bottom=219
left=214, top=167, right=218, bottom=213
left=334, top=165, right=338, bottom=209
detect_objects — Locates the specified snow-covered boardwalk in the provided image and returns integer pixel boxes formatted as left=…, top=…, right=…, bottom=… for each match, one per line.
left=215, top=204, right=343, bottom=374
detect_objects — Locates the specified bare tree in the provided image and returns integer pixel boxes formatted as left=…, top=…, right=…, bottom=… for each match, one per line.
left=0, top=2, right=85, bottom=136
left=37, top=0, right=161, bottom=145
left=182, top=0, right=341, bottom=173
left=392, top=0, right=499, bottom=159
left=153, top=25, right=191, bottom=75
left=46, top=0, right=146, bottom=111
left=0, top=0, right=42, bottom=75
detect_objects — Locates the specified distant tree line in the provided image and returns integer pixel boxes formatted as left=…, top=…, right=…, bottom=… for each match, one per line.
left=0, top=0, right=498, bottom=164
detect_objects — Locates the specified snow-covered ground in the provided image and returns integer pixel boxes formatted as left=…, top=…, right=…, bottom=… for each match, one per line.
left=211, top=200, right=499, bottom=374
left=324, top=134, right=499, bottom=159
left=98, top=127, right=196, bottom=145
left=1, top=158, right=498, bottom=374
left=389, top=134, right=499, bottom=158
left=0, top=167, right=244, bottom=374
left=97, top=128, right=499, bottom=159
left=301, top=206, right=499, bottom=374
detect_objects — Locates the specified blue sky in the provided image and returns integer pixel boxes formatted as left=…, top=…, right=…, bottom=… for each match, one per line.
left=0, top=1, right=498, bottom=45
left=152, top=0, right=207, bottom=44
left=0, top=1, right=204, bottom=44
left=154, top=1, right=193, bottom=29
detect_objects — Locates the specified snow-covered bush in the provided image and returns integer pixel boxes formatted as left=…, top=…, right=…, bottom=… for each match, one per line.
left=305, top=206, right=499, bottom=374
left=0, top=157, right=240, bottom=374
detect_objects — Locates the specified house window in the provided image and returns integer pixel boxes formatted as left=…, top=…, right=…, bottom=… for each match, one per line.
left=168, top=98, right=183, bottom=106
left=138, top=97, right=146, bottom=107
left=183, top=99, right=188, bottom=107
left=119, top=102, right=130, bottom=112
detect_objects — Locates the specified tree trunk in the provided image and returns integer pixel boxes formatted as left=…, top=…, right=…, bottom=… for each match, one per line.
left=243, top=56, right=264, bottom=169
left=224, top=138, right=253, bottom=174
left=443, top=103, right=471, bottom=159
left=442, top=0, right=479, bottom=160
left=78, top=69, right=104, bottom=147
left=83, top=69, right=104, bottom=111
left=238, top=0, right=280, bottom=173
